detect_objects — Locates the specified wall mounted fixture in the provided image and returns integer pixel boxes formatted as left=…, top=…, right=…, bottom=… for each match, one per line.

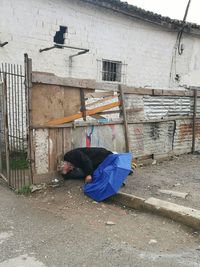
left=0, top=42, right=8, bottom=47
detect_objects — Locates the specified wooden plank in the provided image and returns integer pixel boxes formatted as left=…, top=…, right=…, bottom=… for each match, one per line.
left=32, top=72, right=96, bottom=90
left=32, top=115, right=200, bottom=129
left=97, top=110, right=120, bottom=115
left=85, top=91, right=115, bottom=98
left=86, top=95, right=118, bottom=107
left=63, top=128, right=73, bottom=153
left=48, top=129, right=57, bottom=172
left=46, top=101, right=121, bottom=126
left=48, top=128, right=64, bottom=172
left=31, top=84, right=82, bottom=125
left=122, top=86, right=153, bottom=95
left=122, top=86, right=197, bottom=97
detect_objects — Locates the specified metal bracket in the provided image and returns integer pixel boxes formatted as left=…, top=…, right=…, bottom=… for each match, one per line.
left=39, top=44, right=89, bottom=54
left=39, top=44, right=89, bottom=68
left=0, top=42, right=8, bottom=47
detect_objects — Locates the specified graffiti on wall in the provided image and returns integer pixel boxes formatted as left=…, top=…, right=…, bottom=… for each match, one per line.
left=85, top=126, right=94, bottom=147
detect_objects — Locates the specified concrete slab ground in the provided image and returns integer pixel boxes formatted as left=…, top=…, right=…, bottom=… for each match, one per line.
left=1, top=180, right=200, bottom=267
left=122, top=154, right=200, bottom=210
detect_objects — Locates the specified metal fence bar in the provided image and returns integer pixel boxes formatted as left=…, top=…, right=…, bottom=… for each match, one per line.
left=0, top=61, right=30, bottom=190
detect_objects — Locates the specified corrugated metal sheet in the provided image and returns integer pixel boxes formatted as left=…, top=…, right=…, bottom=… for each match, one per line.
left=125, top=94, right=144, bottom=121
left=174, top=119, right=200, bottom=152
left=189, top=97, right=200, bottom=116
left=143, top=96, right=191, bottom=119
left=129, top=121, right=175, bottom=157
left=71, top=125, right=125, bottom=152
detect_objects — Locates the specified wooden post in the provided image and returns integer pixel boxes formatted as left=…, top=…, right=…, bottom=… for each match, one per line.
left=119, top=84, right=130, bottom=152
left=80, top=89, right=86, bottom=121
left=192, top=88, right=197, bottom=154
left=24, top=54, right=34, bottom=184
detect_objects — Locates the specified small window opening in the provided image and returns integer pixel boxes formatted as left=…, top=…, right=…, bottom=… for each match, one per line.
left=102, top=60, right=122, bottom=82
left=54, top=26, right=68, bottom=46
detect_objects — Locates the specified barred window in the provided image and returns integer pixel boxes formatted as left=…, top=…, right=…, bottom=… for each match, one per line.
left=102, top=60, right=122, bottom=82
left=97, top=59, right=127, bottom=84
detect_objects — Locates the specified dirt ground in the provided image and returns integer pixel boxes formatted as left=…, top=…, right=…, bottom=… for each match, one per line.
left=122, top=153, right=200, bottom=210
left=1, top=153, right=200, bottom=266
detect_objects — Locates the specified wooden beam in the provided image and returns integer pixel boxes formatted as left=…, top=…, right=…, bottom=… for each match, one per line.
left=86, top=95, right=118, bottom=107
left=85, top=91, right=115, bottom=98
left=46, top=101, right=121, bottom=125
left=80, top=89, right=86, bottom=121
left=119, top=85, right=130, bottom=152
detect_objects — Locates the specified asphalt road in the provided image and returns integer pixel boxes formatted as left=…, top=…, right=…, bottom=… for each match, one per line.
left=0, top=181, right=200, bottom=267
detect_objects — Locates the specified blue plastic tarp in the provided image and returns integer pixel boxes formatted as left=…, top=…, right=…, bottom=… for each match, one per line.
left=84, top=153, right=132, bottom=202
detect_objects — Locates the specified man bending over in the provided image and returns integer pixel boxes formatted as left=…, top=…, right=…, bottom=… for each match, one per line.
left=58, top=147, right=113, bottom=183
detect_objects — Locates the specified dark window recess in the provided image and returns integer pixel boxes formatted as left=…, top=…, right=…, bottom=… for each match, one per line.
left=102, top=60, right=122, bottom=82
left=54, top=26, right=68, bottom=46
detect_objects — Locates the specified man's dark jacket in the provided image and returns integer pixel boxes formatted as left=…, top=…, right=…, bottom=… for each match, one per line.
left=64, top=147, right=112, bottom=176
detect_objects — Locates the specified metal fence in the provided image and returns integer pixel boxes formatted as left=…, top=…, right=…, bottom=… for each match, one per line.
left=0, top=62, right=31, bottom=190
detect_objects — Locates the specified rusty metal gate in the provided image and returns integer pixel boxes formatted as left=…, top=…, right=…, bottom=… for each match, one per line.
left=0, top=59, right=31, bottom=190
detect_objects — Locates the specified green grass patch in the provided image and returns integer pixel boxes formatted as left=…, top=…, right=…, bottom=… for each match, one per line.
left=10, top=158, right=29, bottom=170
left=17, top=185, right=32, bottom=195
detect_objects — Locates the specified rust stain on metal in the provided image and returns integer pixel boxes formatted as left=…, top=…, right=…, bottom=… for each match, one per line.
left=179, top=123, right=200, bottom=142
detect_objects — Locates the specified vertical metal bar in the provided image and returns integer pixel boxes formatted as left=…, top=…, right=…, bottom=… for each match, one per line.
left=13, top=64, right=16, bottom=188
left=0, top=82, right=3, bottom=173
left=20, top=65, right=25, bottom=187
left=12, top=64, right=17, bottom=188
left=16, top=64, right=21, bottom=189
left=7, top=64, right=12, bottom=187
left=192, top=88, right=197, bottom=154
left=3, top=73, right=10, bottom=184
left=119, top=84, right=130, bottom=152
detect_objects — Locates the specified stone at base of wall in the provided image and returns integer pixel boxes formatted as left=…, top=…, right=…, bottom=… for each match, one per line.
left=112, top=192, right=200, bottom=231
left=33, top=172, right=63, bottom=185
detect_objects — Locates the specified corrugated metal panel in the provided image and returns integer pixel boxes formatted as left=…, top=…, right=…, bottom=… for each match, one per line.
left=129, top=121, right=175, bottom=157
left=144, top=96, right=190, bottom=119
left=174, top=119, right=200, bottom=152
left=71, top=125, right=125, bottom=152
left=189, top=97, right=200, bottom=116
left=125, top=94, right=145, bottom=121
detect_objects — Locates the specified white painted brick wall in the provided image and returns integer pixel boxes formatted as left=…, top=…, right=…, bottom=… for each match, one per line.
left=1, top=0, right=200, bottom=88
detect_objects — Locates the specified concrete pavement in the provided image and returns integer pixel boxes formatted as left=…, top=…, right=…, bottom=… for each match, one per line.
left=0, top=182, right=200, bottom=267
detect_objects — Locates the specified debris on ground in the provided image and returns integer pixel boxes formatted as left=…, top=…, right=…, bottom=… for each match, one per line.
left=149, top=239, right=158, bottom=244
left=30, top=183, right=47, bottom=193
left=158, top=189, right=189, bottom=199
left=105, top=221, right=116, bottom=226
left=50, top=178, right=60, bottom=188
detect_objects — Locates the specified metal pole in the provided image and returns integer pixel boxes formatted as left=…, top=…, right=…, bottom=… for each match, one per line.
left=0, top=83, right=3, bottom=172
left=192, top=88, right=197, bottom=154
left=119, top=84, right=130, bottom=152
left=3, top=73, right=10, bottom=184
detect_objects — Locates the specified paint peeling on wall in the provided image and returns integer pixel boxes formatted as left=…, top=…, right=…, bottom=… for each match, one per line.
left=34, top=129, right=49, bottom=174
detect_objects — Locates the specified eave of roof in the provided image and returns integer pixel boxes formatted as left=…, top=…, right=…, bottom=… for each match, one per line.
left=80, top=0, right=200, bottom=35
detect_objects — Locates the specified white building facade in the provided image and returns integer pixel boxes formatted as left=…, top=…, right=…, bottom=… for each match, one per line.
left=1, top=0, right=200, bottom=88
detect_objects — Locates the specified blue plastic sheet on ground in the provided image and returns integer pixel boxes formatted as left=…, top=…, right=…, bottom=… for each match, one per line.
left=84, top=153, right=132, bottom=202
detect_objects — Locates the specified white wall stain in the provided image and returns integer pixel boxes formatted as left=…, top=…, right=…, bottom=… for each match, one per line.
left=0, top=255, right=46, bottom=267
left=0, top=231, right=13, bottom=245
